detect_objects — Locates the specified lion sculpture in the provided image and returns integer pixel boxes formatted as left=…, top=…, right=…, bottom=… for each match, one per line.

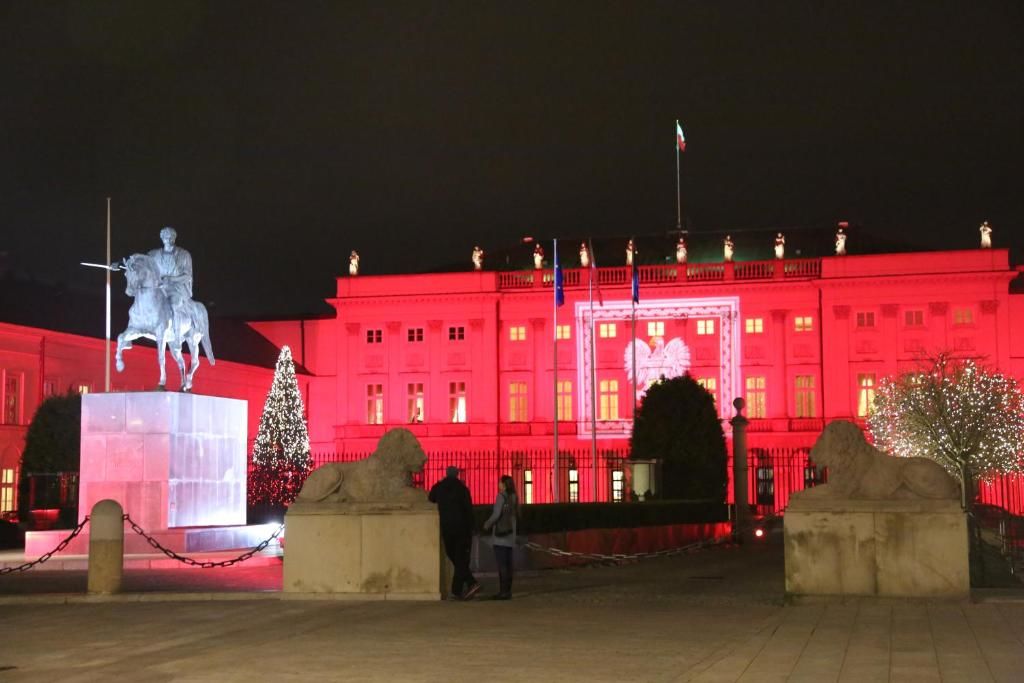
left=295, top=429, right=428, bottom=506
left=797, top=420, right=959, bottom=500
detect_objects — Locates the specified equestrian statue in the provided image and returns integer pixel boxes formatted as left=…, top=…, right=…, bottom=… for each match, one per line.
left=114, top=227, right=215, bottom=391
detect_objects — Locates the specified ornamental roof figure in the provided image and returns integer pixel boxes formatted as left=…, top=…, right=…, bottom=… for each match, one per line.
left=835, top=228, right=847, bottom=256
left=626, top=239, right=636, bottom=266
left=774, top=233, right=785, bottom=260
left=472, top=246, right=484, bottom=270
left=723, top=235, right=735, bottom=263
left=532, top=244, right=545, bottom=270
left=579, top=242, right=591, bottom=268
left=979, top=221, right=992, bottom=249
left=349, top=250, right=360, bottom=276
left=675, top=237, right=687, bottom=265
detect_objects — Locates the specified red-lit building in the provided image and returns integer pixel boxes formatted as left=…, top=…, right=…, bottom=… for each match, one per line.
left=3, top=244, right=1024, bottom=514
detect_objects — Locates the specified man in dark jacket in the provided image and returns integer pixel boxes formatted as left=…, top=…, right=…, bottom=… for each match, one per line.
left=428, top=466, right=480, bottom=600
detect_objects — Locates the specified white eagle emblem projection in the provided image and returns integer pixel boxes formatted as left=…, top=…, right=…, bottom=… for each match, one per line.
left=624, top=337, right=692, bottom=399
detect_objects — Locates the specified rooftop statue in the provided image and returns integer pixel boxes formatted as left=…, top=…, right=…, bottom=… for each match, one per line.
left=626, top=239, right=636, bottom=266
left=723, top=235, right=735, bottom=262
left=533, top=244, right=545, bottom=270
left=794, top=420, right=959, bottom=501
left=349, top=250, right=360, bottom=276
left=114, top=227, right=214, bottom=392
left=979, top=221, right=992, bottom=249
left=774, top=232, right=785, bottom=260
left=472, top=246, right=484, bottom=271
left=835, top=227, right=847, bottom=256
left=675, top=237, right=687, bottom=265
left=579, top=242, right=591, bottom=268
left=295, top=429, right=429, bottom=507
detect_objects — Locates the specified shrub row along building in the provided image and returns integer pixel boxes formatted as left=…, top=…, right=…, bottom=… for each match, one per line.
left=2, top=236, right=1023, bottom=514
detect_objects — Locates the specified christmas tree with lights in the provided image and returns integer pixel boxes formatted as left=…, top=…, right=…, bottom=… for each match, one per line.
left=248, top=346, right=312, bottom=512
left=868, top=354, right=1024, bottom=507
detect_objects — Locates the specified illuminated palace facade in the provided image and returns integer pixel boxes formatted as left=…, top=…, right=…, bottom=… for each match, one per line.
left=2, top=246, right=1023, bottom=511
left=249, top=246, right=1024, bottom=506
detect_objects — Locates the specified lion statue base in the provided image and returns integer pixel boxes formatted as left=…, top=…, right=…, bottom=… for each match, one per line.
left=294, top=428, right=429, bottom=508
left=794, top=420, right=959, bottom=501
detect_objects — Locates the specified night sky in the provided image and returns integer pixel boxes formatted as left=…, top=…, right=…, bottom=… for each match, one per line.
left=2, top=2, right=1022, bottom=317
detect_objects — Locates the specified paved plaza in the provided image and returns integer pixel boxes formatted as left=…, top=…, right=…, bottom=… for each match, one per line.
left=0, top=541, right=1022, bottom=682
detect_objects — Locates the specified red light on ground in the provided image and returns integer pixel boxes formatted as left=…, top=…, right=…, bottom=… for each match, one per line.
left=754, top=528, right=765, bottom=538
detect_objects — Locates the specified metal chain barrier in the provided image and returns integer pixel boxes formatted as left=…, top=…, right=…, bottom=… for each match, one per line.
left=123, top=514, right=285, bottom=569
left=522, top=535, right=729, bottom=565
left=0, top=516, right=91, bottom=574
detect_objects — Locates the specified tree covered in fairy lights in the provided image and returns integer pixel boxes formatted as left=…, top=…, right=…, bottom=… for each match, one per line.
left=248, top=346, right=312, bottom=509
left=867, top=354, right=1024, bottom=506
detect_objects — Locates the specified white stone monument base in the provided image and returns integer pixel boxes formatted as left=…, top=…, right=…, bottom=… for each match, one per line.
left=283, top=503, right=442, bottom=600
left=784, top=498, right=969, bottom=598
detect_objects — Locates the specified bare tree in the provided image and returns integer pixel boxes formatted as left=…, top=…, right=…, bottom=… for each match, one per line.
left=868, top=354, right=1024, bottom=508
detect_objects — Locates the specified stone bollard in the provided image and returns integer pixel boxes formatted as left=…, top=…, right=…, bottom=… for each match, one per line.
left=88, top=499, right=124, bottom=594
left=730, top=398, right=751, bottom=542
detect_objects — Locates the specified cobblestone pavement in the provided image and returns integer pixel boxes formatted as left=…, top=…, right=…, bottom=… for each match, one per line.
left=0, top=541, right=1022, bottom=682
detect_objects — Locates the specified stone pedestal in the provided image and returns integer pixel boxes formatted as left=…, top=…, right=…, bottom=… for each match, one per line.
left=79, top=392, right=247, bottom=529
left=784, top=498, right=969, bottom=598
left=284, top=502, right=442, bottom=600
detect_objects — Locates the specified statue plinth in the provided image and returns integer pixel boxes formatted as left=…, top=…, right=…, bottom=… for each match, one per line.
left=283, top=504, right=442, bottom=599
left=785, top=496, right=968, bottom=598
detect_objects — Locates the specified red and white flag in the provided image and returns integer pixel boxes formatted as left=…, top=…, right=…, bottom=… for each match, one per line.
left=676, top=121, right=686, bottom=152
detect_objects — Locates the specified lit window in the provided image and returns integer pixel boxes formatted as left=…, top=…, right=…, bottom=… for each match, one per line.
left=857, top=374, right=876, bottom=417
left=567, top=468, right=580, bottom=503
left=523, top=469, right=534, bottom=505
left=745, top=376, right=766, bottom=418
left=856, top=312, right=875, bottom=328
left=696, top=377, right=717, bottom=404
left=795, top=376, right=816, bottom=418
left=366, top=329, right=382, bottom=344
left=78, top=384, right=91, bottom=395
left=612, top=470, right=625, bottom=502
left=697, top=319, right=715, bottom=335
left=449, top=382, right=467, bottom=422
left=647, top=321, right=664, bottom=337
left=953, top=307, right=973, bottom=325
left=598, top=379, right=619, bottom=420
left=508, top=381, right=528, bottom=422
left=509, top=325, right=526, bottom=342
left=904, top=310, right=924, bottom=327
left=557, top=380, right=573, bottom=421
left=3, top=373, right=19, bottom=425
left=407, top=328, right=424, bottom=342
left=366, top=384, right=384, bottom=424
left=0, top=468, right=14, bottom=513
left=448, top=326, right=465, bottom=341
left=794, top=316, right=814, bottom=332
left=406, top=383, right=424, bottom=423
left=599, top=323, right=617, bottom=338
left=556, top=324, right=571, bottom=340
left=745, top=318, right=763, bottom=334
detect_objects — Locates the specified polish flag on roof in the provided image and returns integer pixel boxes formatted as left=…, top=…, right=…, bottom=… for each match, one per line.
left=676, top=121, right=686, bottom=152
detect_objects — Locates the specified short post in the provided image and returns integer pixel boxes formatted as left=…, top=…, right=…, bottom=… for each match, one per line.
left=730, top=398, right=751, bottom=542
left=88, top=499, right=124, bottom=594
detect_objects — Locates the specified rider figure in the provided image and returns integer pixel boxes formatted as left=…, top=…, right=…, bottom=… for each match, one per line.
left=148, top=227, right=193, bottom=316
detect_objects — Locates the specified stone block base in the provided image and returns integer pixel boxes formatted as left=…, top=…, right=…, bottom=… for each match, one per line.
left=283, top=504, right=441, bottom=600
left=784, top=498, right=969, bottom=598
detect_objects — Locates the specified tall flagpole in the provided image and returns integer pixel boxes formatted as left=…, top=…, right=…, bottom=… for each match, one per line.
left=631, top=241, right=637, bottom=420
left=675, top=120, right=682, bottom=230
left=552, top=238, right=560, bottom=503
left=588, top=241, right=598, bottom=502
left=105, top=197, right=111, bottom=393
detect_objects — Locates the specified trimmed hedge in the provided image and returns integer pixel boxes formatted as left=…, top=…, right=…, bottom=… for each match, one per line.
left=472, top=501, right=727, bottom=535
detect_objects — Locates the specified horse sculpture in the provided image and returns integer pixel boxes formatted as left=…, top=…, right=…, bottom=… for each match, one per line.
left=115, top=253, right=215, bottom=391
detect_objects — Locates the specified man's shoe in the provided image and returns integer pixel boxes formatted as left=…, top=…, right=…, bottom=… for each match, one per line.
left=462, top=583, right=481, bottom=600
